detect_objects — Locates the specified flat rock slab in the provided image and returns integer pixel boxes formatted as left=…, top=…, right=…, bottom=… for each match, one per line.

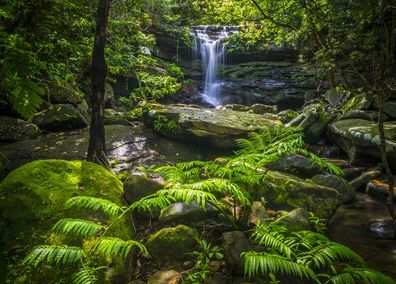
left=328, top=119, right=396, bottom=169
left=149, top=104, right=283, bottom=148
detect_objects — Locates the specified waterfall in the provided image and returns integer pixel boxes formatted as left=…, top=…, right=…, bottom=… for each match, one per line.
left=191, top=26, right=236, bottom=106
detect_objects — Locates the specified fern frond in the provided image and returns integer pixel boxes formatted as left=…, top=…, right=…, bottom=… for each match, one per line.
left=23, top=245, right=84, bottom=267
left=128, top=194, right=173, bottom=212
left=94, top=237, right=147, bottom=259
left=242, top=251, right=317, bottom=281
left=65, top=196, right=123, bottom=217
left=325, top=267, right=395, bottom=284
left=53, top=218, right=104, bottom=238
left=72, top=266, right=99, bottom=284
left=157, top=187, right=217, bottom=208
left=153, top=165, right=189, bottom=183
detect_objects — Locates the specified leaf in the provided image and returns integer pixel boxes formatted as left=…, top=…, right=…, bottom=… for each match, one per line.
left=52, top=218, right=104, bottom=238
left=65, top=196, right=123, bottom=217
left=94, top=237, right=147, bottom=259
left=23, top=245, right=84, bottom=267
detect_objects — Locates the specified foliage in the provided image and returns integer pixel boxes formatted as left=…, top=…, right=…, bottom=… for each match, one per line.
left=153, top=115, right=178, bottom=133
left=181, top=238, right=223, bottom=283
left=242, top=223, right=394, bottom=283
left=22, top=196, right=147, bottom=283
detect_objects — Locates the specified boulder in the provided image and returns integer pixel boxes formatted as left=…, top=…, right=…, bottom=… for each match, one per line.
left=159, top=201, right=218, bottom=224
left=341, top=93, right=373, bottom=113
left=223, top=104, right=251, bottom=112
left=258, top=171, right=340, bottom=220
left=336, top=110, right=381, bottom=122
left=275, top=208, right=313, bottom=231
left=328, top=119, right=396, bottom=170
left=0, top=160, right=130, bottom=280
left=0, top=116, right=41, bottom=142
left=122, top=174, right=163, bottom=204
left=267, top=154, right=322, bottom=178
left=366, top=179, right=396, bottom=199
left=222, top=231, right=252, bottom=276
left=146, top=225, right=198, bottom=262
left=251, top=104, right=277, bottom=114
left=311, top=174, right=356, bottom=204
left=49, top=85, right=83, bottom=105
left=300, top=112, right=333, bottom=144
left=349, top=168, right=382, bottom=190
left=148, top=104, right=283, bottom=148
left=104, top=109, right=131, bottom=125
left=248, top=201, right=270, bottom=226
left=32, top=104, right=90, bottom=131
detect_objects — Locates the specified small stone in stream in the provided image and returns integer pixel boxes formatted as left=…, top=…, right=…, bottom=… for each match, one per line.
left=369, top=219, right=396, bottom=239
left=222, top=231, right=252, bottom=276
left=350, top=168, right=382, bottom=190
left=147, top=270, right=181, bottom=284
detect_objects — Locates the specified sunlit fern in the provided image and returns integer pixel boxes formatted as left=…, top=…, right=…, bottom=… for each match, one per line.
left=23, top=245, right=84, bottom=267
left=324, top=267, right=395, bottom=284
left=72, top=266, right=101, bottom=284
left=53, top=218, right=104, bottom=238
left=65, top=196, right=123, bottom=217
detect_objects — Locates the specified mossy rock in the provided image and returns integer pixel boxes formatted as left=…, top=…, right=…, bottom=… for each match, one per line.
left=0, top=160, right=132, bottom=281
left=146, top=225, right=198, bottom=263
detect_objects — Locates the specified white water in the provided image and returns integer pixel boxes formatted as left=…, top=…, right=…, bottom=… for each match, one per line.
left=191, top=26, right=236, bottom=106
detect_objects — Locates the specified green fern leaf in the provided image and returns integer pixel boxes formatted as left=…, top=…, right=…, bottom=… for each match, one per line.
left=23, top=245, right=84, bottom=267
left=53, top=218, right=104, bottom=238
left=128, top=194, right=173, bottom=212
left=325, top=267, right=396, bottom=284
left=94, top=237, right=147, bottom=259
left=72, top=266, right=99, bottom=284
left=66, top=196, right=123, bottom=217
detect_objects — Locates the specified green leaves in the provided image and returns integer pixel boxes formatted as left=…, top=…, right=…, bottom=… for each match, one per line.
left=53, top=218, right=104, bottom=238
left=72, top=266, right=100, bottom=284
left=65, top=196, right=123, bottom=217
left=23, top=245, right=84, bottom=268
left=94, top=237, right=148, bottom=259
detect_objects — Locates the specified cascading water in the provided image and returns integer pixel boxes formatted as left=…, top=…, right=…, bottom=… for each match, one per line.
left=191, top=26, right=237, bottom=106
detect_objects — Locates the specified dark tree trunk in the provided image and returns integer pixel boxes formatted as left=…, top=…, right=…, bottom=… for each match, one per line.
left=87, top=0, right=112, bottom=168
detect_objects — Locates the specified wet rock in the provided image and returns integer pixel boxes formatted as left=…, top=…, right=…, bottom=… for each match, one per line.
left=248, top=201, right=270, bottom=226
left=146, top=225, right=198, bottom=262
left=336, top=110, right=381, bottom=122
left=223, top=104, right=251, bottom=112
left=309, top=145, right=340, bottom=158
left=251, top=103, right=277, bottom=114
left=147, top=270, right=181, bottom=284
left=300, top=112, right=333, bottom=144
left=366, top=179, right=396, bottom=199
left=350, top=168, right=382, bottom=190
left=275, top=208, right=313, bottom=231
left=222, top=231, right=252, bottom=276
left=49, top=84, right=84, bottom=105
left=0, top=116, right=41, bottom=142
left=159, top=201, right=218, bottom=224
left=104, top=108, right=131, bottom=125
left=384, top=101, right=396, bottom=120
left=122, top=173, right=163, bottom=204
left=341, top=93, right=373, bottom=113
left=311, top=174, right=356, bottom=204
left=369, top=219, right=396, bottom=239
left=32, top=104, right=90, bottom=131
left=258, top=170, right=340, bottom=220
left=267, top=154, right=322, bottom=178
left=324, top=88, right=346, bottom=107
left=328, top=119, right=396, bottom=170
left=148, top=104, right=282, bottom=148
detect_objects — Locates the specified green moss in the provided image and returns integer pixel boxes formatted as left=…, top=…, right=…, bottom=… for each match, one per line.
left=146, top=225, right=198, bottom=261
left=0, top=160, right=131, bottom=280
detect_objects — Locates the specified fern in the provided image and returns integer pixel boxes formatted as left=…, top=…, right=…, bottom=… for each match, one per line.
left=94, top=237, right=147, bottom=259
left=325, top=267, right=396, bottom=284
left=157, top=187, right=218, bottom=208
left=128, top=194, right=174, bottom=212
left=66, top=196, right=123, bottom=217
left=242, top=251, right=317, bottom=280
left=23, top=245, right=84, bottom=267
left=72, top=266, right=100, bottom=284
left=53, top=218, right=104, bottom=238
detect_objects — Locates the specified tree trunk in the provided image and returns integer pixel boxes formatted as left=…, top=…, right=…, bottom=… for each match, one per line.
left=87, top=0, right=112, bottom=168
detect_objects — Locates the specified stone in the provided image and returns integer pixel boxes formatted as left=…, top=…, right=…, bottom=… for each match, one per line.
left=275, top=208, right=313, bottom=231
left=159, top=201, right=218, bottom=224
left=0, top=160, right=131, bottom=280
left=349, top=168, right=382, bottom=190
left=248, top=201, right=270, bottom=226
left=369, top=219, right=396, bottom=239
left=311, top=174, right=356, bottom=204
left=251, top=103, right=277, bottom=114
left=341, top=93, right=373, bottom=113
left=278, top=110, right=299, bottom=123
left=328, top=119, right=396, bottom=170
left=366, top=179, right=396, bottom=199
left=257, top=170, right=340, bottom=220
left=105, top=83, right=115, bottom=107
left=146, top=225, right=198, bottom=262
left=267, top=154, right=322, bottom=178
left=147, top=270, right=181, bottom=284
left=336, top=110, right=381, bottom=122
left=122, top=173, right=163, bottom=204
left=223, top=104, right=251, bottom=112
left=324, top=88, right=346, bottom=107
left=148, top=104, right=283, bottom=148
left=384, top=101, right=396, bottom=120
left=32, top=104, right=90, bottom=131
left=104, top=108, right=131, bottom=125
left=298, top=111, right=333, bottom=144
left=222, top=231, right=252, bottom=276
left=49, top=84, right=83, bottom=105
left=0, top=116, right=41, bottom=142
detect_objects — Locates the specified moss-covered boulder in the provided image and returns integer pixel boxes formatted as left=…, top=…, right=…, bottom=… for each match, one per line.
left=148, top=104, right=282, bottom=148
left=311, top=174, right=356, bottom=204
left=122, top=174, right=163, bottom=204
left=49, top=85, right=84, bottom=106
left=32, top=104, right=90, bottom=131
left=328, top=119, right=396, bottom=170
left=258, top=171, right=340, bottom=220
left=146, top=225, right=198, bottom=263
left=0, top=160, right=131, bottom=280
left=267, top=154, right=322, bottom=178
left=275, top=208, right=313, bottom=231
